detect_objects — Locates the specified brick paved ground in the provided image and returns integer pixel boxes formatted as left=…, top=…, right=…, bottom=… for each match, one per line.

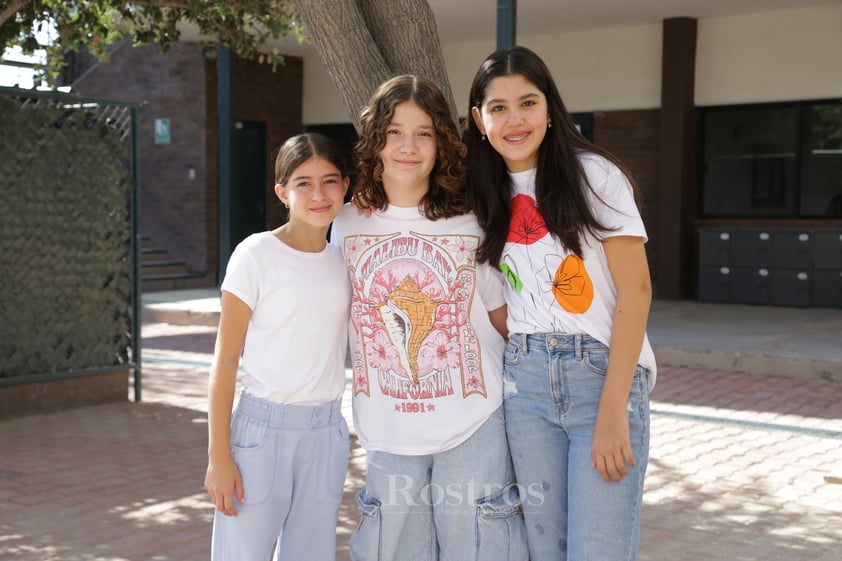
left=0, top=321, right=840, bottom=560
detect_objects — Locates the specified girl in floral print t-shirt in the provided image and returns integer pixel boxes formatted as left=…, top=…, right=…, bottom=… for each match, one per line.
left=464, top=46, right=656, bottom=561
left=330, top=75, right=528, bottom=561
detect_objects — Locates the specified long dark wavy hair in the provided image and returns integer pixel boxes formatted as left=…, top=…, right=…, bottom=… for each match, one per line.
left=353, top=75, right=469, bottom=219
left=463, top=46, right=641, bottom=266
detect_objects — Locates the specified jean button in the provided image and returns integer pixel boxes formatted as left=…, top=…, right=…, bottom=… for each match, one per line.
left=549, top=337, right=559, bottom=346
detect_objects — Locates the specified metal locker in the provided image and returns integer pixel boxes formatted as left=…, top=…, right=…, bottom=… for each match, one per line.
left=769, top=270, right=811, bottom=307
left=772, top=231, right=811, bottom=269
left=733, top=267, right=770, bottom=304
left=699, top=229, right=733, bottom=266
left=813, top=270, right=842, bottom=308
left=813, top=230, right=842, bottom=269
left=733, top=230, right=772, bottom=267
left=699, top=265, right=732, bottom=303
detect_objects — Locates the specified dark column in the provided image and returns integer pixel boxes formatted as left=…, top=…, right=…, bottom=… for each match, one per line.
left=497, top=0, right=517, bottom=49
left=217, top=43, right=235, bottom=285
left=656, top=17, right=698, bottom=299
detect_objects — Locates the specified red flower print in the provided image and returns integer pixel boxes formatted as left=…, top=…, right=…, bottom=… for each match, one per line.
left=508, top=194, right=549, bottom=245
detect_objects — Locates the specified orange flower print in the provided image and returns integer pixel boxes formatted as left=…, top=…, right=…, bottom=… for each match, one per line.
left=551, top=254, right=593, bottom=314
left=508, top=194, right=549, bottom=245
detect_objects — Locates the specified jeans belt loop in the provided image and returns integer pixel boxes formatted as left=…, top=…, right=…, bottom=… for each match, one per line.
left=574, top=334, right=583, bottom=360
left=513, top=333, right=529, bottom=356
left=311, top=404, right=326, bottom=428
left=271, top=401, right=285, bottom=428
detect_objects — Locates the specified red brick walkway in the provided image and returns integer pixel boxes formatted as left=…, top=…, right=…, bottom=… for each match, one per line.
left=1, top=321, right=840, bottom=560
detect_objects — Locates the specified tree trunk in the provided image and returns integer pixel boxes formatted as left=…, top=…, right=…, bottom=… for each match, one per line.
left=293, top=0, right=457, bottom=128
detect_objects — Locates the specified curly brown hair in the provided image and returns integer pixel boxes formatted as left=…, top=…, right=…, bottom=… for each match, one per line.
left=353, top=75, right=469, bottom=219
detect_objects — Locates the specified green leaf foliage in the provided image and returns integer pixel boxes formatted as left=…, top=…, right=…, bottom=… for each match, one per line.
left=1, top=0, right=303, bottom=83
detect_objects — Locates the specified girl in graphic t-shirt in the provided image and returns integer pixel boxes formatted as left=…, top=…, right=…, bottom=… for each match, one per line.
left=204, top=133, right=351, bottom=561
left=330, top=75, right=528, bottom=561
left=463, top=46, right=658, bottom=561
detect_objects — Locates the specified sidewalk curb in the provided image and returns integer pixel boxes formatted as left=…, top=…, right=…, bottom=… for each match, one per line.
left=140, top=292, right=842, bottom=382
left=143, top=306, right=220, bottom=327
left=652, top=345, right=842, bottom=383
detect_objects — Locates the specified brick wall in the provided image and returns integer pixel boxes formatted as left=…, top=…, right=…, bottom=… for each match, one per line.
left=204, top=54, right=304, bottom=280
left=73, top=42, right=209, bottom=274
left=593, top=109, right=661, bottom=283
left=72, top=44, right=304, bottom=282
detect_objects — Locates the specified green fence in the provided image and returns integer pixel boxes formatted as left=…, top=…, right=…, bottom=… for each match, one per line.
left=0, top=87, right=142, bottom=400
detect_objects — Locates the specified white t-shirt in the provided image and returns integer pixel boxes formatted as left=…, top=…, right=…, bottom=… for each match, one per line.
left=221, top=231, right=351, bottom=405
left=330, top=204, right=506, bottom=455
left=503, top=154, right=657, bottom=389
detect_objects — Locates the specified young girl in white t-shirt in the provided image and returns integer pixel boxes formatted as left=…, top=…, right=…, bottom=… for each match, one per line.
left=464, top=46, right=657, bottom=561
left=204, top=132, right=351, bottom=561
left=330, top=75, right=528, bottom=561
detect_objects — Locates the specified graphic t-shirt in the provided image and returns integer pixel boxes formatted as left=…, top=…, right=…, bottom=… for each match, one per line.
left=221, top=231, right=351, bottom=405
left=503, top=154, right=657, bottom=389
left=331, top=204, right=506, bottom=455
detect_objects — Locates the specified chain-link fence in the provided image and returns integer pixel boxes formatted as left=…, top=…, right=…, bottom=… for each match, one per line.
left=0, top=86, right=141, bottom=401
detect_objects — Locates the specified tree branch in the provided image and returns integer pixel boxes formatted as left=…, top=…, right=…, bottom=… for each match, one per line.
left=359, top=0, right=457, bottom=125
left=0, top=0, right=29, bottom=29
left=294, top=0, right=457, bottom=128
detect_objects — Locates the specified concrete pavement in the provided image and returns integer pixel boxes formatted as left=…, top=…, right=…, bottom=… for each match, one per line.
left=143, top=288, right=842, bottom=381
left=1, top=296, right=841, bottom=560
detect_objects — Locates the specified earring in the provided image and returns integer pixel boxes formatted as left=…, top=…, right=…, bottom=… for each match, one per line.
left=548, top=120, right=552, bottom=128
left=481, top=134, right=486, bottom=141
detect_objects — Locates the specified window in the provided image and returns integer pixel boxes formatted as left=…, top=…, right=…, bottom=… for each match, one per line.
left=570, top=112, right=594, bottom=142
left=803, top=104, right=842, bottom=217
left=700, top=100, right=842, bottom=218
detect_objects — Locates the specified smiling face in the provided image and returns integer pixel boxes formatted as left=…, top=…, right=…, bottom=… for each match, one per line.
left=378, top=100, right=437, bottom=207
left=472, top=73, right=549, bottom=173
left=276, top=155, right=349, bottom=230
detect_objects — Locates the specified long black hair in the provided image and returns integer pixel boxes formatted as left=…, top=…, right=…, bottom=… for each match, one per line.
left=463, top=46, right=641, bottom=266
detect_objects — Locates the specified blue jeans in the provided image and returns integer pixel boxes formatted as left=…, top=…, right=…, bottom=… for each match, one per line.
left=349, top=406, right=528, bottom=561
left=503, top=333, right=650, bottom=561
left=211, top=393, right=350, bottom=561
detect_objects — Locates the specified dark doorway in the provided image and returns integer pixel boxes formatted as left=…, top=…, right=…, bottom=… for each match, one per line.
left=231, top=120, right=267, bottom=250
left=306, top=123, right=359, bottom=201
left=305, top=123, right=359, bottom=241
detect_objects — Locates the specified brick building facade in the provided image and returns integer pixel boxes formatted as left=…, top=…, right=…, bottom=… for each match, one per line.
left=72, top=42, right=304, bottom=286
left=594, top=109, right=661, bottom=280
left=70, top=41, right=663, bottom=290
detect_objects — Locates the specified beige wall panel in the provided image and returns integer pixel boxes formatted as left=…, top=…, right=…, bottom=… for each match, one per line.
left=696, top=5, right=842, bottom=105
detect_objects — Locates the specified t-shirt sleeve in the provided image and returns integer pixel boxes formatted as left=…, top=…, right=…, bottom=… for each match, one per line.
left=220, top=241, right=259, bottom=310
left=476, top=261, right=506, bottom=311
left=328, top=218, right=341, bottom=248
left=329, top=207, right=348, bottom=253
left=589, top=159, right=648, bottom=242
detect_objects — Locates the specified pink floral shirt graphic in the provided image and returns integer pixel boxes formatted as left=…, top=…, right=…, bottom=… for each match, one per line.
left=345, top=231, right=487, bottom=402
left=331, top=205, right=504, bottom=454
